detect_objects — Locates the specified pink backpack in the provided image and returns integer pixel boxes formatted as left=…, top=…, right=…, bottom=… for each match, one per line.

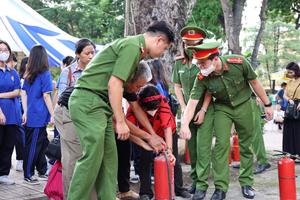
left=44, top=161, right=63, bottom=200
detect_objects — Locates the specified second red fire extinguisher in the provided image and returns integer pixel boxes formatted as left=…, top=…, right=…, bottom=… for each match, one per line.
left=154, top=151, right=175, bottom=200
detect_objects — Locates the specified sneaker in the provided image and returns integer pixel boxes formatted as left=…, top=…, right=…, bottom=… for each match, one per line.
left=117, top=190, right=139, bottom=199
left=38, top=174, right=48, bottom=181
left=0, top=175, right=15, bottom=185
left=24, top=176, right=40, bottom=185
left=16, top=160, right=23, bottom=172
left=129, top=174, right=140, bottom=184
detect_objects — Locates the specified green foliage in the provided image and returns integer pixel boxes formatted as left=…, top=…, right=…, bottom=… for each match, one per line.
left=244, top=18, right=300, bottom=84
left=49, top=67, right=61, bottom=81
left=23, top=0, right=124, bottom=44
left=267, top=0, right=300, bottom=24
left=187, top=0, right=224, bottom=40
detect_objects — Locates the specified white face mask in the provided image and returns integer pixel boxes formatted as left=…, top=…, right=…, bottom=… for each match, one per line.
left=201, top=64, right=215, bottom=76
left=0, top=52, right=9, bottom=62
left=146, top=110, right=157, bottom=117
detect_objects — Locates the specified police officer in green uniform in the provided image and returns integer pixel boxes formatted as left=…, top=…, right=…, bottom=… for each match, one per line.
left=180, top=42, right=273, bottom=200
left=67, top=21, right=174, bottom=200
left=172, top=26, right=214, bottom=200
left=251, top=96, right=271, bottom=174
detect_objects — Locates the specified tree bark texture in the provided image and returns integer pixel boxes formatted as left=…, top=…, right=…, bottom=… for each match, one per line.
left=250, top=0, right=268, bottom=69
left=220, top=0, right=246, bottom=54
left=124, top=0, right=197, bottom=78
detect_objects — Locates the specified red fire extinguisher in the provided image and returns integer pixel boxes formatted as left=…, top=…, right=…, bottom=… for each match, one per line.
left=185, top=142, right=191, bottom=165
left=232, top=134, right=240, bottom=162
left=154, top=151, right=175, bottom=200
left=278, top=157, right=296, bottom=200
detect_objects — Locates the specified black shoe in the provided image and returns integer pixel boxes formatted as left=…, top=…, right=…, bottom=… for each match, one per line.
left=210, top=189, right=226, bottom=200
left=241, top=186, right=255, bottom=199
left=140, top=194, right=151, bottom=200
left=188, top=185, right=196, bottom=194
left=232, top=162, right=240, bottom=169
left=192, top=189, right=206, bottom=200
left=176, top=190, right=192, bottom=198
left=254, top=163, right=271, bottom=174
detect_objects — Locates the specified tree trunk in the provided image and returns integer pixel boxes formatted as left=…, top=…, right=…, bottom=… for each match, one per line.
left=250, top=0, right=268, bottom=69
left=124, top=0, right=197, bottom=76
left=220, top=0, right=246, bottom=54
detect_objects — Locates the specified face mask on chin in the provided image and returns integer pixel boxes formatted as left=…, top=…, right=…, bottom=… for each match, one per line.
left=201, top=64, right=216, bottom=76
left=0, top=52, right=9, bottom=62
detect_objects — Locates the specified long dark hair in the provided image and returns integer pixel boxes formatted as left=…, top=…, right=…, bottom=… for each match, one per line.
left=149, top=59, right=169, bottom=92
left=19, top=57, right=28, bottom=79
left=24, top=45, right=49, bottom=84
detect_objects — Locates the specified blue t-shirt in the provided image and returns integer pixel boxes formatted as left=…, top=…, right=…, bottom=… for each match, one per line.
left=22, top=70, right=53, bottom=127
left=0, top=66, right=21, bottom=125
left=156, top=81, right=169, bottom=98
left=276, top=89, right=288, bottom=111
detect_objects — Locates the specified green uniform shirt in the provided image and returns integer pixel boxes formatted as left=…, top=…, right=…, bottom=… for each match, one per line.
left=190, top=55, right=257, bottom=107
left=75, top=34, right=145, bottom=99
left=172, top=57, right=204, bottom=105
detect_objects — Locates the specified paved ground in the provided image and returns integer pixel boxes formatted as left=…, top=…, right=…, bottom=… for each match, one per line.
left=1, top=121, right=300, bottom=200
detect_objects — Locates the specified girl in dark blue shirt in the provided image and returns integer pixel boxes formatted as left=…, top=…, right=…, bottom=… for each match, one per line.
left=0, top=40, right=21, bottom=185
left=21, top=45, right=54, bottom=184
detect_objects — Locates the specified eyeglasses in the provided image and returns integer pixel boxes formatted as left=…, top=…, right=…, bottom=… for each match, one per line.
left=0, top=49, right=9, bottom=53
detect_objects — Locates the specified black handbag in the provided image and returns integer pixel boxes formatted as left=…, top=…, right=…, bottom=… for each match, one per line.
left=45, top=136, right=61, bottom=161
left=284, top=83, right=300, bottom=120
left=57, top=86, right=74, bottom=109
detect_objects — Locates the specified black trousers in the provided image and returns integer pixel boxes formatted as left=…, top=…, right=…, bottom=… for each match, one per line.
left=23, top=127, right=49, bottom=178
left=0, top=125, right=17, bottom=176
left=139, top=133, right=184, bottom=198
left=116, top=136, right=131, bottom=193
left=15, top=125, right=25, bottom=160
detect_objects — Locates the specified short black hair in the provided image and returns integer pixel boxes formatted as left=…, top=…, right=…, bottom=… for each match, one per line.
left=281, top=82, right=287, bottom=87
left=138, top=84, right=161, bottom=111
left=62, top=56, right=74, bottom=66
left=146, top=21, right=175, bottom=43
left=286, top=62, right=300, bottom=77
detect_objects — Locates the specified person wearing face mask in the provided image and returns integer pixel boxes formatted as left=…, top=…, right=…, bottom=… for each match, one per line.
left=67, top=21, right=174, bottom=200
left=0, top=40, right=21, bottom=185
left=126, top=84, right=176, bottom=200
left=180, top=42, right=273, bottom=200
left=282, top=62, right=300, bottom=158
left=172, top=27, right=215, bottom=200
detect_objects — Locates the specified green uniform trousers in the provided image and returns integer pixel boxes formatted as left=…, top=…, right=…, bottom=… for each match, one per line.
left=68, top=89, right=117, bottom=200
left=251, top=99, right=268, bottom=165
left=187, top=104, right=214, bottom=190
left=213, top=99, right=254, bottom=191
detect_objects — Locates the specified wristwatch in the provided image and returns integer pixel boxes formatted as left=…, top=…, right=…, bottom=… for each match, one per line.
left=264, top=102, right=272, bottom=107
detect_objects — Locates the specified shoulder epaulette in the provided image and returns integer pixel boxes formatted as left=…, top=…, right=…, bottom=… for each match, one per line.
left=226, top=57, right=243, bottom=64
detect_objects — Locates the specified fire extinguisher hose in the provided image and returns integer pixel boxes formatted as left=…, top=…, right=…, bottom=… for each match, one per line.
left=163, top=152, right=173, bottom=200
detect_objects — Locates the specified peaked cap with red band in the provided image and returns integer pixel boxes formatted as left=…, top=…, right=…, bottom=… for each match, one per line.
left=187, top=42, right=221, bottom=60
left=180, top=26, right=207, bottom=41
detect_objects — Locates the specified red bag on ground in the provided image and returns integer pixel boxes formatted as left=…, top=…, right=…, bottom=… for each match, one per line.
left=44, top=161, right=63, bottom=200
